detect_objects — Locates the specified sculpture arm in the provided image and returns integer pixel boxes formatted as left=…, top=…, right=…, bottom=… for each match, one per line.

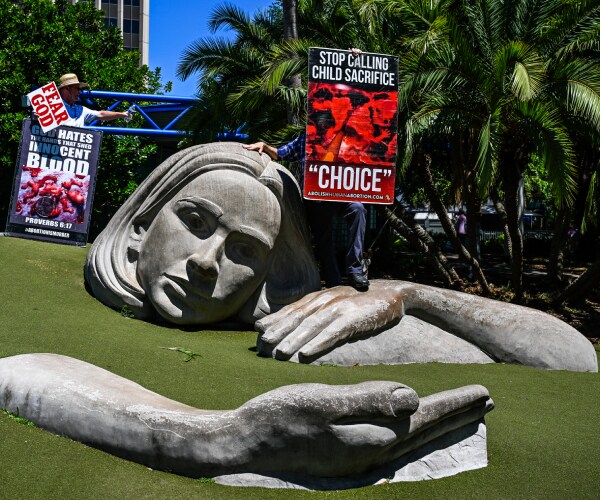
left=256, top=280, right=597, bottom=372
left=0, top=353, right=418, bottom=477
left=256, top=281, right=410, bottom=361
left=0, top=353, right=493, bottom=486
left=398, top=283, right=598, bottom=371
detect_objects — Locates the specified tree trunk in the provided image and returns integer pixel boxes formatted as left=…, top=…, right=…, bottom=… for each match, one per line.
left=282, top=0, right=298, bottom=40
left=552, top=257, right=600, bottom=306
left=502, top=165, right=524, bottom=302
left=490, top=188, right=512, bottom=260
left=282, top=0, right=301, bottom=126
left=547, top=206, right=571, bottom=286
left=465, top=191, right=482, bottom=261
left=378, top=205, right=458, bottom=287
left=379, top=202, right=460, bottom=282
left=459, top=129, right=482, bottom=262
left=417, top=152, right=490, bottom=294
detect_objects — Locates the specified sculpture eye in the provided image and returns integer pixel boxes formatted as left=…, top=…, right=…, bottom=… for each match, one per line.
left=184, top=212, right=207, bottom=231
left=227, top=235, right=267, bottom=265
left=233, top=242, right=258, bottom=261
left=177, top=207, right=214, bottom=238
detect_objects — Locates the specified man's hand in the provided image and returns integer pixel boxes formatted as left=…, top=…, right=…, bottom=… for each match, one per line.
left=243, top=142, right=278, bottom=160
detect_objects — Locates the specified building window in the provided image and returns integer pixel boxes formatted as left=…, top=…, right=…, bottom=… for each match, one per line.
left=123, top=19, right=140, bottom=34
left=124, top=0, right=140, bottom=5
left=104, top=17, right=118, bottom=28
left=101, top=1, right=118, bottom=17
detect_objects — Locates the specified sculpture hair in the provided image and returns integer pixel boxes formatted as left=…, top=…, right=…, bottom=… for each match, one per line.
left=84, top=142, right=321, bottom=323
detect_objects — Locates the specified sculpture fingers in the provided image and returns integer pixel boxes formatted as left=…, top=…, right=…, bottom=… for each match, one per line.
left=409, top=384, right=492, bottom=433
left=297, top=320, right=365, bottom=359
left=237, top=380, right=418, bottom=422
left=256, top=284, right=407, bottom=360
left=268, top=292, right=379, bottom=358
left=262, top=290, right=404, bottom=360
left=256, top=307, right=321, bottom=354
left=256, top=287, right=355, bottom=332
left=271, top=318, right=331, bottom=359
left=256, top=289, right=359, bottom=356
left=298, top=299, right=402, bottom=359
left=381, top=385, right=493, bottom=470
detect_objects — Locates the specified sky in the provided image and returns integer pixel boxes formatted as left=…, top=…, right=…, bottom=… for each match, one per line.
left=149, top=0, right=274, bottom=97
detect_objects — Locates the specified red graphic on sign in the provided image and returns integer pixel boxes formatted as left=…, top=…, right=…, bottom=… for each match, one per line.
left=16, top=164, right=88, bottom=223
left=306, top=82, right=398, bottom=165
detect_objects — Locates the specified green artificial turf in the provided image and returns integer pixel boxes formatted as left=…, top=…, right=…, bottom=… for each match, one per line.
left=0, top=235, right=599, bottom=499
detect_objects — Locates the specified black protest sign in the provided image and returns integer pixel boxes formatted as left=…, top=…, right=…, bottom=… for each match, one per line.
left=6, top=119, right=102, bottom=246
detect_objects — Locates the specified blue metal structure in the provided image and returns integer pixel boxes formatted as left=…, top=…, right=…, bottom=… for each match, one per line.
left=79, top=89, right=196, bottom=137
left=24, top=87, right=249, bottom=140
left=215, top=124, right=249, bottom=141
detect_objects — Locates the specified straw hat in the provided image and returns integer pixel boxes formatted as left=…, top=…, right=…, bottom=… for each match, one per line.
left=57, top=73, right=89, bottom=90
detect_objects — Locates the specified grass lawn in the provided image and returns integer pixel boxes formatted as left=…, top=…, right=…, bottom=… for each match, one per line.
left=0, top=235, right=599, bottom=499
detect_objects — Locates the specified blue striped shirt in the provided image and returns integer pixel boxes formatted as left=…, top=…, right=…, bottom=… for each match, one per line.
left=277, top=133, right=306, bottom=164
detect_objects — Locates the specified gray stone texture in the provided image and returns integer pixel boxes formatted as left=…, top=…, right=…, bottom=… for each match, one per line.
left=257, top=281, right=598, bottom=372
left=0, top=353, right=493, bottom=489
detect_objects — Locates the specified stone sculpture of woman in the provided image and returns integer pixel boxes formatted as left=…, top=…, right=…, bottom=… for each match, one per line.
left=84, top=142, right=321, bottom=325
left=84, top=142, right=597, bottom=373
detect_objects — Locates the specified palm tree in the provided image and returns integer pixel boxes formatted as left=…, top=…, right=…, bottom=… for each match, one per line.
left=175, top=0, right=471, bottom=287
left=176, top=3, right=293, bottom=141
left=394, top=0, right=600, bottom=301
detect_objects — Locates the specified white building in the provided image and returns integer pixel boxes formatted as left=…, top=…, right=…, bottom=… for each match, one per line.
left=68, top=0, right=149, bottom=66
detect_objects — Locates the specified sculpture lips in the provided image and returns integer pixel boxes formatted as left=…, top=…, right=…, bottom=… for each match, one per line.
left=163, top=273, right=214, bottom=302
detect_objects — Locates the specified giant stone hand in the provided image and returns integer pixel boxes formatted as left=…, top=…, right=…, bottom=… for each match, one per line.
left=0, top=353, right=493, bottom=489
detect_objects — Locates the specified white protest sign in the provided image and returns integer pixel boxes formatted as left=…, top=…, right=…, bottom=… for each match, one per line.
left=27, top=82, right=70, bottom=133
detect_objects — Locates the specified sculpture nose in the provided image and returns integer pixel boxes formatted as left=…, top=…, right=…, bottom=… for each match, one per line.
left=186, top=235, right=224, bottom=281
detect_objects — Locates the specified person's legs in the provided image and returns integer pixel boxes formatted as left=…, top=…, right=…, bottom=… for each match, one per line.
left=342, top=202, right=367, bottom=274
left=305, top=201, right=341, bottom=287
left=341, top=202, right=369, bottom=290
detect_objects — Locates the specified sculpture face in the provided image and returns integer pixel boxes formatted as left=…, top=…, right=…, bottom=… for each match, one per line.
left=137, top=170, right=281, bottom=324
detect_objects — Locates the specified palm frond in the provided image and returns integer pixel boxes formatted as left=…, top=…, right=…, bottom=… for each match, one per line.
left=541, top=0, right=600, bottom=57
left=461, top=0, right=504, bottom=61
left=493, top=41, right=545, bottom=101
left=550, top=58, right=600, bottom=133
left=208, top=3, right=252, bottom=35
left=475, top=110, right=500, bottom=194
left=516, top=101, right=578, bottom=208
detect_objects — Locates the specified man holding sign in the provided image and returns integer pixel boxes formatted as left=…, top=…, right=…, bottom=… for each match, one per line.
left=56, top=73, right=131, bottom=128
left=245, top=48, right=398, bottom=291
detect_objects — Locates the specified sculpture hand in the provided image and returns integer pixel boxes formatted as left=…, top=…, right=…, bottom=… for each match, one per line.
left=231, top=380, right=419, bottom=476
left=0, top=354, right=493, bottom=483
left=256, top=281, right=409, bottom=361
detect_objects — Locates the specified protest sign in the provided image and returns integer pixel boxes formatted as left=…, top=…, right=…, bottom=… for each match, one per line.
left=26, top=82, right=70, bottom=133
left=304, top=47, right=399, bottom=204
left=5, top=119, right=102, bottom=246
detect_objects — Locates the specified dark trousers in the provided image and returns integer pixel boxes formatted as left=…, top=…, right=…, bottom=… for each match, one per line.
left=305, top=200, right=366, bottom=287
